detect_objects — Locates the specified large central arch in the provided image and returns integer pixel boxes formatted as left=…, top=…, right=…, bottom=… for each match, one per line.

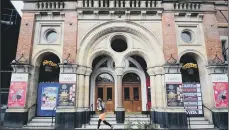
left=77, top=21, right=165, bottom=68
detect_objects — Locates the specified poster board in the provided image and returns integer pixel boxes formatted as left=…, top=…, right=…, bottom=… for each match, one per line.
left=212, top=74, right=228, bottom=108
left=58, top=74, right=76, bottom=107
left=7, top=73, right=29, bottom=108
left=165, top=74, right=184, bottom=107
left=37, top=82, right=59, bottom=116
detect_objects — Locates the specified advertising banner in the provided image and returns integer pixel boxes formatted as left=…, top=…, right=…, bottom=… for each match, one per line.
left=165, top=74, right=184, bottom=107
left=212, top=74, right=228, bottom=108
left=183, top=83, right=203, bottom=115
left=7, top=82, right=27, bottom=108
left=37, top=82, right=59, bottom=116
left=57, top=84, right=76, bottom=106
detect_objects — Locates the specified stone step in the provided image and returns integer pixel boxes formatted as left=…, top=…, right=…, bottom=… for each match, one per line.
left=23, top=126, right=55, bottom=129
left=189, top=117, right=206, bottom=121
left=90, top=117, right=149, bottom=121
left=189, top=120, right=211, bottom=125
left=31, top=118, right=55, bottom=122
left=189, top=124, right=215, bottom=129
left=89, top=120, right=150, bottom=125
left=32, top=117, right=53, bottom=119
left=92, top=114, right=148, bottom=118
left=27, top=122, right=54, bottom=127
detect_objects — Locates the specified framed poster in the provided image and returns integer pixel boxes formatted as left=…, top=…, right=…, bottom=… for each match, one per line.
left=7, top=82, right=27, bottom=108
left=212, top=74, right=228, bottom=108
left=57, top=83, right=76, bottom=106
left=37, top=82, right=59, bottom=116
left=165, top=74, right=184, bottom=107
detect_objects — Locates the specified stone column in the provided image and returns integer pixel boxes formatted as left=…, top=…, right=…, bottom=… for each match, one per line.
left=147, top=68, right=156, bottom=124
left=115, top=68, right=125, bottom=123
left=75, top=66, right=86, bottom=127
left=55, top=64, right=77, bottom=129
left=84, top=67, right=92, bottom=124
left=163, top=65, right=187, bottom=129
left=4, top=64, right=33, bottom=128
left=152, top=67, right=165, bottom=127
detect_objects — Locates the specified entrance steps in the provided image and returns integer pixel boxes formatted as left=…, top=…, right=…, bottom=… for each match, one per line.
left=77, top=114, right=151, bottom=129
left=23, top=117, right=55, bottom=129
left=188, top=117, right=215, bottom=129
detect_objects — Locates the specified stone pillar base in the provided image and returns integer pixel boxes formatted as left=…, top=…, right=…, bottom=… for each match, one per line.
left=150, top=109, right=188, bottom=129
left=75, top=109, right=85, bottom=128
left=3, top=111, right=28, bottom=128
left=55, top=111, right=76, bottom=129
left=116, top=107, right=125, bottom=123
left=85, top=109, right=90, bottom=124
left=212, top=111, right=228, bottom=129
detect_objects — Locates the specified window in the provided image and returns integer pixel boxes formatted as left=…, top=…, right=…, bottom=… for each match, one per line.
left=98, top=88, right=103, bottom=99
left=96, top=73, right=114, bottom=83
left=181, top=30, right=192, bottom=43
left=111, top=35, right=128, bottom=52
left=107, top=88, right=112, bottom=101
left=133, top=87, right=139, bottom=100
left=44, top=29, right=58, bottom=43
left=221, top=40, right=228, bottom=62
left=124, top=88, right=130, bottom=100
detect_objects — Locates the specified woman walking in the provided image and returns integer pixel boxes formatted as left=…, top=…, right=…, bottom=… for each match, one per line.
left=97, top=98, right=114, bottom=130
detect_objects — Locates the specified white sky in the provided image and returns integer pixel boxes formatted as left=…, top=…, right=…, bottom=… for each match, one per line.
left=11, top=1, right=24, bottom=16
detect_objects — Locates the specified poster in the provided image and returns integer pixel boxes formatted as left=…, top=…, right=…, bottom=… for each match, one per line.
left=37, top=82, right=59, bottom=116
left=41, top=86, right=59, bottom=110
left=183, top=83, right=203, bottom=115
left=7, top=82, right=27, bottom=108
left=165, top=74, right=184, bottom=107
left=57, top=84, right=76, bottom=106
left=212, top=74, right=228, bottom=108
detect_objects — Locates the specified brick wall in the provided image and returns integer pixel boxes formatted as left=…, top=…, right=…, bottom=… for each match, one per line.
left=162, top=13, right=178, bottom=63
left=203, top=14, right=224, bottom=63
left=15, top=13, right=35, bottom=63
left=62, top=12, right=78, bottom=63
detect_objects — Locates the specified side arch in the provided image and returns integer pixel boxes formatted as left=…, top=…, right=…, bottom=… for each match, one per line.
left=32, top=49, right=61, bottom=67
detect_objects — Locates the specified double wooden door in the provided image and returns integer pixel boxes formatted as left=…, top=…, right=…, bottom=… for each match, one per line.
left=95, top=83, right=115, bottom=113
left=123, top=83, right=142, bottom=112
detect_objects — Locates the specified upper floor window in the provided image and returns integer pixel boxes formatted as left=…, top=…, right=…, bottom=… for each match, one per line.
left=221, top=36, right=228, bottom=62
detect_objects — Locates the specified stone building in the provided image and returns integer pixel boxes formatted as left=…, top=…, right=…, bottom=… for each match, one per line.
left=3, top=0, right=228, bottom=129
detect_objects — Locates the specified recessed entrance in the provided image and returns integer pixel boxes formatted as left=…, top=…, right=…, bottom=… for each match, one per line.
left=122, top=73, right=142, bottom=112
left=36, top=52, right=60, bottom=117
left=95, top=73, right=115, bottom=113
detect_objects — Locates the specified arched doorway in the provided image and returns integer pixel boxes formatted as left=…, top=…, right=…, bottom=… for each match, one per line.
left=95, top=73, right=115, bottom=113
left=91, top=55, right=116, bottom=113
left=122, top=73, right=142, bottom=112
left=180, top=53, right=203, bottom=117
left=36, top=52, right=60, bottom=117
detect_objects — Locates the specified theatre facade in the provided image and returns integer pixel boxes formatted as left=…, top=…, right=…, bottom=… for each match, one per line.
left=3, top=0, right=228, bottom=129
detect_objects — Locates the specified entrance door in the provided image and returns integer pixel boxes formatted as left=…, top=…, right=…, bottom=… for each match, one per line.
left=123, top=83, right=142, bottom=112
left=95, top=83, right=115, bottom=113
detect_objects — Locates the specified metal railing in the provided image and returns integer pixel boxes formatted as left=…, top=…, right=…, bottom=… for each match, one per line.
left=51, top=106, right=57, bottom=127
left=202, top=104, right=219, bottom=128
left=26, top=104, right=37, bottom=125
left=146, top=103, right=149, bottom=118
left=185, top=109, right=191, bottom=129
left=90, top=104, right=93, bottom=118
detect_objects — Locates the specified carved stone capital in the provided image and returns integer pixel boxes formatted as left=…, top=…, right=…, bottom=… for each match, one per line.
left=115, top=67, right=124, bottom=76
left=85, top=67, right=92, bottom=76
left=77, top=66, right=87, bottom=75
left=147, top=68, right=155, bottom=76
left=11, top=64, right=33, bottom=74
left=59, top=64, right=78, bottom=73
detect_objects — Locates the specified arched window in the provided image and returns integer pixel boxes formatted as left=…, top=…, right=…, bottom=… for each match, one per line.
left=123, top=73, right=140, bottom=82
left=96, top=73, right=114, bottom=83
